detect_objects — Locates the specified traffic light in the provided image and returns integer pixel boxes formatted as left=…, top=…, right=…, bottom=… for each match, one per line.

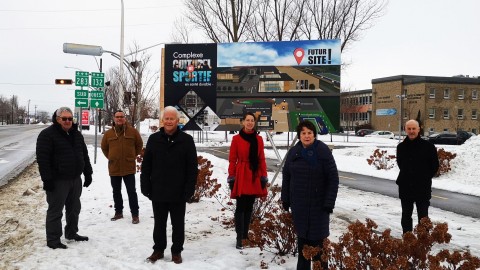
left=55, top=79, right=73, bottom=85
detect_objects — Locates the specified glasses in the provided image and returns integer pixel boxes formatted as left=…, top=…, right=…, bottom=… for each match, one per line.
left=60, top=117, right=73, bottom=122
left=115, top=116, right=125, bottom=118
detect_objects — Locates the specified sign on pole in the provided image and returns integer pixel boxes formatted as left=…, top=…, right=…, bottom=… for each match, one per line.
left=90, top=90, right=104, bottom=109
left=91, top=72, right=105, bottom=88
left=75, top=90, right=89, bottom=99
left=75, top=98, right=88, bottom=108
left=75, top=71, right=89, bottom=87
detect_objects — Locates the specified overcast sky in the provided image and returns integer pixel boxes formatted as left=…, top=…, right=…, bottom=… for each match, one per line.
left=1, top=0, right=479, bottom=114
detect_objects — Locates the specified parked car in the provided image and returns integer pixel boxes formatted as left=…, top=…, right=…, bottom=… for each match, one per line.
left=365, top=130, right=395, bottom=139
left=427, top=131, right=475, bottom=145
left=356, top=129, right=374, bottom=137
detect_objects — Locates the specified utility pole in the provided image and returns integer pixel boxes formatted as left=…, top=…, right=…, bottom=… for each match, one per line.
left=27, top=100, right=30, bottom=124
left=34, top=105, right=37, bottom=123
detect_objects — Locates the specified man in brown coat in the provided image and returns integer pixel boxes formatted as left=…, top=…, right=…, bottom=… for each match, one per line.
left=101, top=110, right=143, bottom=224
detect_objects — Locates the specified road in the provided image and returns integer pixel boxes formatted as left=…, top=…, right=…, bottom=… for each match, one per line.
left=0, top=124, right=46, bottom=186
left=198, top=146, right=480, bottom=219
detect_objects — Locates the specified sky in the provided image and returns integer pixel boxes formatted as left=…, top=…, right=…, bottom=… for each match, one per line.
left=2, top=122, right=480, bottom=269
left=1, top=0, right=480, bottom=113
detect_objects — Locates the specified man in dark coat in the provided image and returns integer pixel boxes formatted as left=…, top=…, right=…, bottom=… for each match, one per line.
left=396, top=119, right=439, bottom=234
left=141, top=106, right=198, bottom=264
left=282, top=120, right=339, bottom=270
left=36, top=107, right=93, bottom=249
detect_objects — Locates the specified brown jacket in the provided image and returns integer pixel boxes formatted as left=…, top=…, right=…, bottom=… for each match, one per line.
left=101, top=123, right=143, bottom=176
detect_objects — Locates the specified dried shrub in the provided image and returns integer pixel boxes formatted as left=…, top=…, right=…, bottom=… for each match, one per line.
left=303, top=217, right=480, bottom=270
left=366, top=149, right=396, bottom=170
left=149, top=125, right=158, bottom=132
left=436, top=148, right=457, bottom=177
left=190, top=156, right=221, bottom=203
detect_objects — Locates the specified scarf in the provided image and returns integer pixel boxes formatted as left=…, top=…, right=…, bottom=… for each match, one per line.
left=239, top=128, right=259, bottom=173
left=301, top=139, right=320, bottom=167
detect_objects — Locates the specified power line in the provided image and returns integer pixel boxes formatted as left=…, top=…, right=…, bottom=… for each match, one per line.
left=0, top=5, right=184, bottom=13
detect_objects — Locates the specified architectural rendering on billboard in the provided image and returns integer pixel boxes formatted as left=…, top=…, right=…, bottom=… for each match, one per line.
left=164, top=39, right=341, bottom=132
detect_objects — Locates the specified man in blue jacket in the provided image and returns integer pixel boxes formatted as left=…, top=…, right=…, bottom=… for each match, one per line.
left=36, top=107, right=93, bottom=249
left=396, top=119, right=439, bottom=233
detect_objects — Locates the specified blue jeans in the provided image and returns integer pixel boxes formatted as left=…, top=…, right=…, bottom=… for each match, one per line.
left=110, top=174, right=139, bottom=216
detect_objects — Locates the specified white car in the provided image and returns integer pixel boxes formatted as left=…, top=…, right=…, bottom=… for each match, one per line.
left=365, top=130, right=395, bottom=139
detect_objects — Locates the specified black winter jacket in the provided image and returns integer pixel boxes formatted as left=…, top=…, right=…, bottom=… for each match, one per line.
left=281, top=139, right=339, bottom=241
left=396, top=136, right=439, bottom=200
left=36, top=120, right=92, bottom=184
left=140, top=128, right=198, bottom=202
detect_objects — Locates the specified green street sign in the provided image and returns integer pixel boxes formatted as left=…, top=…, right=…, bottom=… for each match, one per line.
left=90, top=99, right=104, bottom=109
left=75, top=90, right=89, bottom=99
left=75, top=71, right=89, bottom=87
left=91, top=72, right=105, bottom=88
left=90, top=90, right=104, bottom=100
left=75, top=98, right=89, bottom=108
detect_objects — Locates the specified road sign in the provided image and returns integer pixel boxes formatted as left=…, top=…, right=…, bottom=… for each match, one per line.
left=75, top=98, right=89, bottom=108
left=75, top=71, right=89, bottom=87
left=90, top=90, right=104, bottom=100
left=90, top=99, right=104, bottom=109
left=75, top=90, right=89, bottom=99
left=91, top=72, right=105, bottom=88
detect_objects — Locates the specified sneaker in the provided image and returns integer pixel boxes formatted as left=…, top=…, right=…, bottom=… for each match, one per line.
left=146, top=250, right=164, bottom=263
left=66, top=234, right=89, bottom=241
left=47, top=242, right=67, bottom=249
left=172, top=253, right=182, bottom=264
left=111, top=213, right=123, bottom=221
left=132, top=216, right=139, bottom=224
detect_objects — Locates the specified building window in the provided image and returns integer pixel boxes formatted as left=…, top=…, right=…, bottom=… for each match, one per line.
left=429, top=88, right=435, bottom=98
left=429, top=127, right=434, bottom=133
left=444, top=88, right=450, bottom=99
left=443, top=109, right=449, bottom=119
left=457, top=108, right=464, bottom=119
left=473, top=109, right=478, bottom=120
left=473, top=128, right=477, bottom=134
left=473, top=89, right=478, bottom=100
left=403, top=109, right=408, bottom=119
left=428, top=108, right=435, bottom=119
left=458, top=89, right=465, bottom=100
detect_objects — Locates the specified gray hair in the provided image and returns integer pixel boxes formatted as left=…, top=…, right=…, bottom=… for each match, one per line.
left=161, top=106, right=181, bottom=120
left=56, top=107, right=73, bottom=116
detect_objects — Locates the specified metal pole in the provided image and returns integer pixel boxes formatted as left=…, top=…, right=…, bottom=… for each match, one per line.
left=119, top=0, right=125, bottom=109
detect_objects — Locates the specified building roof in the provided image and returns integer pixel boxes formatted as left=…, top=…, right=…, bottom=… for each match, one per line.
left=372, top=75, right=480, bottom=85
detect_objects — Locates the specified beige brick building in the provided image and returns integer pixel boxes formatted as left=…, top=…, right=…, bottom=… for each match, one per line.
left=371, top=75, right=480, bottom=135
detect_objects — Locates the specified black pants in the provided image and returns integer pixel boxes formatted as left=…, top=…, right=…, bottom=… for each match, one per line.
left=45, top=176, right=82, bottom=245
left=152, top=201, right=186, bottom=254
left=400, top=198, right=429, bottom=233
left=297, top=237, right=328, bottom=270
left=235, top=195, right=255, bottom=239
left=110, top=174, right=139, bottom=216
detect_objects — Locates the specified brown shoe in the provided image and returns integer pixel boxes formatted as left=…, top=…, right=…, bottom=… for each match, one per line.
left=172, top=253, right=182, bottom=264
left=111, top=213, right=123, bottom=221
left=132, top=216, right=139, bottom=224
left=146, top=250, right=164, bottom=263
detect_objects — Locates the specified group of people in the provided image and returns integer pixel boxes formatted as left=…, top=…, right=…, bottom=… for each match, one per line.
left=36, top=105, right=438, bottom=270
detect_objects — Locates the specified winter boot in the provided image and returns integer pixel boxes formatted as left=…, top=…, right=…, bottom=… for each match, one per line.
left=234, top=211, right=244, bottom=249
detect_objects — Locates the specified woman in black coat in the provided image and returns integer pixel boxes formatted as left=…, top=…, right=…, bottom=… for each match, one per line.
left=281, top=120, right=339, bottom=270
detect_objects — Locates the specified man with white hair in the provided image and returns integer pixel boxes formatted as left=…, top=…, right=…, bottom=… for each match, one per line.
left=141, top=106, right=198, bottom=264
left=396, top=119, right=439, bottom=234
left=36, top=107, right=93, bottom=249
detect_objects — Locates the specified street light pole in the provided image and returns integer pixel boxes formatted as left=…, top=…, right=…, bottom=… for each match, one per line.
left=119, top=0, right=125, bottom=110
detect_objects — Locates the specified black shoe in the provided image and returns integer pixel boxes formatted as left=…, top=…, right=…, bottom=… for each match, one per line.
left=47, top=242, right=67, bottom=249
left=66, top=234, right=89, bottom=241
left=236, top=238, right=243, bottom=249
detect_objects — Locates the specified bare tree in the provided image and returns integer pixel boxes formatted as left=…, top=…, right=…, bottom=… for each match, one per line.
left=181, top=0, right=386, bottom=51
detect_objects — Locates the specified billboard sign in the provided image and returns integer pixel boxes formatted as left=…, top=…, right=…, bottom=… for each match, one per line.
left=164, top=39, right=341, bottom=132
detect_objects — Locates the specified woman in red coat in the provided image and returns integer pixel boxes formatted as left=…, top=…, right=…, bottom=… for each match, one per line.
left=228, top=112, right=268, bottom=249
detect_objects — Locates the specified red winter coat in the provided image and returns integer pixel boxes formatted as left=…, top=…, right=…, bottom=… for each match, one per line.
left=228, top=131, right=268, bottom=199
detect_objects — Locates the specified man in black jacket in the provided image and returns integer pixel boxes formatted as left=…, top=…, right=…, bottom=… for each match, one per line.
left=36, top=107, right=93, bottom=249
left=396, top=119, right=439, bottom=234
left=141, top=106, right=198, bottom=264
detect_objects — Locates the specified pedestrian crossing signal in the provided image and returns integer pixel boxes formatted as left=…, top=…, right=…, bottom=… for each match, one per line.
left=55, top=79, right=73, bottom=85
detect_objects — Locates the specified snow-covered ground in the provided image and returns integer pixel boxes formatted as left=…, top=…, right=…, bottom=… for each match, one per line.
left=2, top=121, right=479, bottom=269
